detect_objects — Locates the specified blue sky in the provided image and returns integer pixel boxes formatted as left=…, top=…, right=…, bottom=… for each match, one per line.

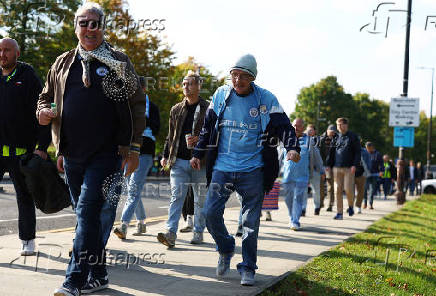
left=129, top=0, right=436, bottom=118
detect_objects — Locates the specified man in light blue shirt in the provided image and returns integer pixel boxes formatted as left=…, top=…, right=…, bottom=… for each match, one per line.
left=282, top=118, right=324, bottom=230
left=191, top=54, right=300, bottom=286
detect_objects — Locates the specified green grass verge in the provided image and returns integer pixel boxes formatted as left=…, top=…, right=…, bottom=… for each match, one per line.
left=261, top=195, right=436, bottom=296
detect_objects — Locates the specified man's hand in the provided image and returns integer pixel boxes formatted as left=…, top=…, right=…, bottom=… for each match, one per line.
left=379, top=172, right=383, bottom=177
left=160, top=158, right=168, bottom=168
left=350, top=166, right=356, bottom=174
left=325, top=167, right=330, bottom=172
left=122, top=153, right=139, bottom=177
left=187, top=135, right=199, bottom=148
left=286, top=150, right=301, bottom=163
left=190, top=157, right=201, bottom=170
left=321, top=174, right=326, bottom=181
left=57, top=155, right=64, bottom=173
left=39, top=108, right=56, bottom=125
left=33, top=150, right=48, bottom=160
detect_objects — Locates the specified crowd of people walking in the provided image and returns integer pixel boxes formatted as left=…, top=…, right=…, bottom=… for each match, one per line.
left=0, top=2, right=427, bottom=296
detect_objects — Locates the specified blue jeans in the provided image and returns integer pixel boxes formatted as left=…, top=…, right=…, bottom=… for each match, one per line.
left=309, top=173, right=321, bottom=209
left=121, top=154, right=153, bottom=223
left=302, top=187, right=308, bottom=212
left=167, top=158, right=207, bottom=234
left=283, top=180, right=307, bottom=227
left=364, top=176, right=378, bottom=206
left=63, top=153, right=121, bottom=289
left=204, top=168, right=264, bottom=274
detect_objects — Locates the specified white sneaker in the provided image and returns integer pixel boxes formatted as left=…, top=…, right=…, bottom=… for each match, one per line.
left=180, top=215, right=193, bottom=233
left=357, top=207, right=362, bottom=214
left=190, top=232, right=203, bottom=244
left=21, top=239, right=35, bottom=256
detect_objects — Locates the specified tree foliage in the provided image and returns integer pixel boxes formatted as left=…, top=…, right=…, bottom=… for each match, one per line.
left=0, top=0, right=80, bottom=80
left=292, top=76, right=435, bottom=164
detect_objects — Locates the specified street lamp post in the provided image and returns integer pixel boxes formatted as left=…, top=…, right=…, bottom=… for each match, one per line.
left=396, top=0, right=413, bottom=205
left=418, top=67, right=434, bottom=179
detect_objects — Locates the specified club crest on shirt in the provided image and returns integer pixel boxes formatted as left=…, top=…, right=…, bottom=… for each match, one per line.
left=259, top=104, right=267, bottom=114
left=249, top=107, right=259, bottom=118
left=96, top=66, right=109, bottom=77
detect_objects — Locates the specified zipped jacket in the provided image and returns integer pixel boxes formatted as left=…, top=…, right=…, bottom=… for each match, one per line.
left=192, top=83, right=300, bottom=192
left=0, top=62, right=51, bottom=154
left=163, top=97, right=209, bottom=168
left=37, top=46, right=145, bottom=156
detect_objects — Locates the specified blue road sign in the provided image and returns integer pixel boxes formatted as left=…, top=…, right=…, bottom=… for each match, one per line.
left=393, top=127, right=414, bottom=147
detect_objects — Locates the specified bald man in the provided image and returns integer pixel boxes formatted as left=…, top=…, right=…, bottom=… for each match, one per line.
left=0, top=38, right=51, bottom=255
left=282, top=118, right=324, bottom=230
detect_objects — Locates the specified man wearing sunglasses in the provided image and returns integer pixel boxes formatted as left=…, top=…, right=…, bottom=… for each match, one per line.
left=190, top=54, right=300, bottom=286
left=37, top=3, right=145, bottom=296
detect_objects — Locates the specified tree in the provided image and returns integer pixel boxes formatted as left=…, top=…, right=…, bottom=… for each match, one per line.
left=352, top=93, right=392, bottom=153
left=292, top=76, right=355, bottom=133
left=404, top=112, right=436, bottom=165
left=0, top=0, right=80, bottom=80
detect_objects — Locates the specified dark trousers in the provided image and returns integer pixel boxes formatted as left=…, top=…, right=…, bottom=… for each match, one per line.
left=0, top=156, right=35, bottom=240
left=408, top=179, right=416, bottom=196
left=63, top=153, right=121, bottom=289
left=182, top=185, right=194, bottom=221
left=382, top=178, right=391, bottom=198
left=0, top=165, right=5, bottom=181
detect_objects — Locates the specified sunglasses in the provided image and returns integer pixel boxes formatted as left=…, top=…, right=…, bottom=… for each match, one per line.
left=77, top=19, right=102, bottom=30
left=230, top=72, right=252, bottom=81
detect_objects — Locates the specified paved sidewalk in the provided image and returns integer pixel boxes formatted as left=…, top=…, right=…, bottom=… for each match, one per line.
left=0, top=195, right=409, bottom=296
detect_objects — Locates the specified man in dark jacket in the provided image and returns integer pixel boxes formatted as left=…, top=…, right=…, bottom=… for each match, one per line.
left=0, top=37, right=51, bottom=256
left=327, top=117, right=361, bottom=220
left=319, top=124, right=337, bottom=211
left=37, top=3, right=145, bottom=296
left=363, top=142, right=383, bottom=209
left=405, top=159, right=418, bottom=196
left=190, top=54, right=300, bottom=286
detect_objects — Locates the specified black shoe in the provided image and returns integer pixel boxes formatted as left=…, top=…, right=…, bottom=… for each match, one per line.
left=301, top=210, right=306, bottom=217
left=326, top=206, right=332, bottom=212
left=81, top=276, right=109, bottom=294
left=347, top=207, right=354, bottom=217
left=314, top=208, right=320, bottom=215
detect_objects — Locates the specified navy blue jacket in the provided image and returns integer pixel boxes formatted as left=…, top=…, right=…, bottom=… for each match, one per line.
left=368, top=150, right=383, bottom=175
left=327, top=130, right=361, bottom=168
left=0, top=62, right=51, bottom=153
left=192, top=84, right=300, bottom=192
